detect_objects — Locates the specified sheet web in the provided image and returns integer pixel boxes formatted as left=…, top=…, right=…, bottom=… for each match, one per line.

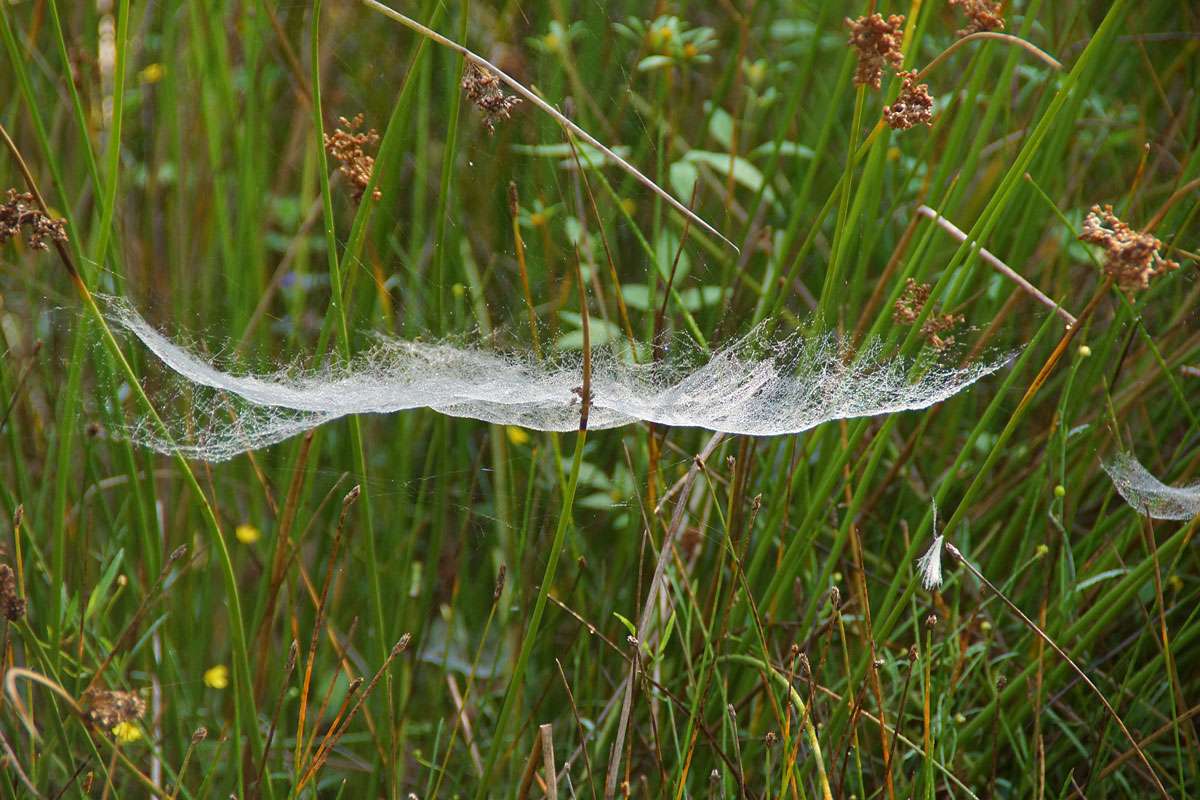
left=1102, top=451, right=1200, bottom=520
left=105, top=295, right=1012, bottom=463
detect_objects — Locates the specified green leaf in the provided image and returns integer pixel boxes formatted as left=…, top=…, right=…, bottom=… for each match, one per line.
left=669, top=160, right=699, bottom=203
left=85, top=549, right=125, bottom=621
left=612, top=611, right=637, bottom=637
left=621, top=283, right=651, bottom=311
left=637, top=54, right=675, bottom=72
left=708, top=106, right=734, bottom=150
left=684, top=150, right=775, bottom=203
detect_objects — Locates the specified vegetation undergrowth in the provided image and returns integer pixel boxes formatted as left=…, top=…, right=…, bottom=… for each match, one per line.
left=0, top=1, right=1196, bottom=797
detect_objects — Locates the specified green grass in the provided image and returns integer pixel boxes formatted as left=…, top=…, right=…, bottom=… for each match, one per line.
left=1, top=1, right=1197, bottom=797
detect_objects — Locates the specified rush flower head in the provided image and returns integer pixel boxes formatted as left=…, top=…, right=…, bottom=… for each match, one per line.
left=323, top=114, right=381, bottom=203
left=845, top=13, right=905, bottom=89
left=949, top=0, right=1005, bottom=37
left=893, top=278, right=964, bottom=350
left=82, top=687, right=146, bottom=730
left=883, top=70, right=934, bottom=130
left=461, top=63, right=522, bottom=134
left=1, top=189, right=68, bottom=250
left=1079, top=205, right=1180, bottom=291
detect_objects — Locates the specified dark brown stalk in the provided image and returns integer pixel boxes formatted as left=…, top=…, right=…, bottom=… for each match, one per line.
left=508, top=182, right=542, bottom=359
left=296, top=634, right=411, bottom=791
left=573, top=247, right=592, bottom=432
left=292, top=485, right=358, bottom=781
left=250, top=641, right=298, bottom=798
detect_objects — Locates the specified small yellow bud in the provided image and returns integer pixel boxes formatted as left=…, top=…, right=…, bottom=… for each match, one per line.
left=1078, top=345, right=1091, bottom=357
left=1035, top=544, right=1049, bottom=558
left=1054, top=484, right=1066, bottom=498
left=505, top=426, right=530, bottom=446
left=203, top=664, right=230, bottom=690
left=138, top=63, right=165, bottom=84
left=235, top=524, right=261, bottom=544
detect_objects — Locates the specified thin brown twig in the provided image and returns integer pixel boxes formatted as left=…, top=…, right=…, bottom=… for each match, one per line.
left=358, top=0, right=737, bottom=252
left=917, top=205, right=1077, bottom=326
left=946, top=542, right=1170, bottom=799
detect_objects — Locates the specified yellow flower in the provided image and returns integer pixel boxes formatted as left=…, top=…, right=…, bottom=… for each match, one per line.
left=203, top=664, right=229, bottom=690
left=138, top=63, right=165, bottom=84
left=112, top=721, right=141, bottom=743
left=234, top=523, right=261, bottom=544
left=506, top=426, right=530, bottom=446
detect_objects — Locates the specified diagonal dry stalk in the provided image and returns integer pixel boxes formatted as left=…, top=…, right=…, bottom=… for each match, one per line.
left=945, top=542, right=1170, bottom=799
left=917, top=204, right=1077, bottom=327
left=359, top=0, right=738, bottom=253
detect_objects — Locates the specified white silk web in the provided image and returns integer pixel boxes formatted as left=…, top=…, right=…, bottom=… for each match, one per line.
left=1102, top=452, right=1200, bottom=520
left=106, top=296, right=1011, bottom=462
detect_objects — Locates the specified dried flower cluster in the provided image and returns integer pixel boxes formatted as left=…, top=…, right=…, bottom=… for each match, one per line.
left=1, top=189, right=68, bottom=250
left=0, top=564, right=25, bottom=621
left=894, top=278, right=964, bottom=350
left=949, top=0, right=1006, bottom=37
left=1080, top=205, right=1179, bottom=291
left=81, top=687, right=146, bottom=730
left=884, top=70, right=934, bottom=130
left=323, top=115, right=381, bottom=203
left=845, top=14, right=905, bottom=89
left=893, top=278, right=931, bottom=324
left=461, top=63, right=522, bottom=134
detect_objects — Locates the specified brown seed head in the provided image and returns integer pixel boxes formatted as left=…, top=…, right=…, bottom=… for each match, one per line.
left=1080, top=204, right=1180, bottom=291
left=191, top=726, right=208, bottom=744
left=507, top=181, right=520, bottom=218
left=845, top=14, right=906, bottom=89
left=1, top=189, right=68, bottom=251
left=949, top=0, right=1005, bottom=37
left=461, top=63, right=522, bottom=134
left=81, top=687, right=146, bottom=730
left=894, top=278, right=963, bottom=350
left=494, top=564, right=506, bottom=602
left=884, top=71, right=934, bottom=131
left=0, top=564, right=25, bottom=622
left=323, top=115, right=381, bottom=203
